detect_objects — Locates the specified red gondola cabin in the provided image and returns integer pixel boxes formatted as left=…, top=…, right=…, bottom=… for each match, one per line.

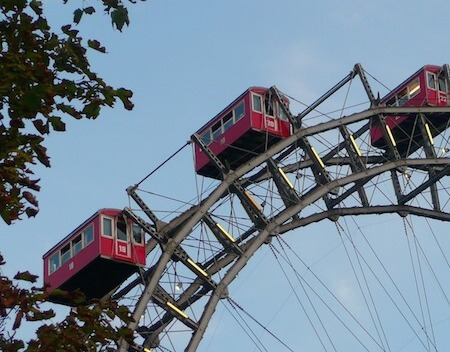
left=194, top=87, right=292, bottom=179
left=371, top=65, right=449, bottom=150
left=43, top=209, right=145, bottom=305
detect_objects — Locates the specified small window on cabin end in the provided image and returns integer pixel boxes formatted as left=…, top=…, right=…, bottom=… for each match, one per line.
left=103, top=217, right=113, bottom=237
left=427, top=72, right=437, bottom=89
left=84, top=225, right=94, bottom=246
left=60, top=243, right=71, bottom=265
left=132, top=224, right=143, bottom=244
left=252, top=94, right=262, bottom=112
left=234, top=102, right=245, bottom=121
left=72, top=234, right=82, bottom=256
left=49, top=253, right=60, bottom=274
left=117, top=220, right=128, bottom=241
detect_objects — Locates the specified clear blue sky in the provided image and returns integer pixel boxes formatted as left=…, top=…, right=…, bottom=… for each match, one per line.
left=2, top=1, right=450, bottom=351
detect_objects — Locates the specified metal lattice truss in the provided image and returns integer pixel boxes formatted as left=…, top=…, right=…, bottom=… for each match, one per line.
left=116, top=64, right=450, bottom=352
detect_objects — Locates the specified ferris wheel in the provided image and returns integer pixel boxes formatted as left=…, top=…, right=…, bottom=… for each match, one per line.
left=44, top=63, right=450, bottom=352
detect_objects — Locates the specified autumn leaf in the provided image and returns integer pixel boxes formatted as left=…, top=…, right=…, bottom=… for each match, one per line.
left=14, top=271, right=38, bottom=283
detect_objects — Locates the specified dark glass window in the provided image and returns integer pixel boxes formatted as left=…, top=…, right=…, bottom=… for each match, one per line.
left=72, top=234, right=82, bottom=255
left=211, top=121, right=222, bottom=140
left=409, top=79, right=420, bottom=97
left=132, top=224, right=143, bottom=244
left=427, top=72, right=436, bottom=89
left=117, top=221, right=128, bottom=241
left=252, top=94, right=262, bottom=112
left=60, top=244, right=71, bottom=265
left=223, top=111, right=233, bottom=132
left=234, top=102, right=244, bottom=121
left=439, top=76, right=447, bottom=92
left=278, top=102, right=289, bottom=121
left=200, top=130, right=211, bottom=145
left=264, top=98, right=274, bottom=116
left=397, top=88, right=408, bottom=106
left=386, top=96, right=397, bottom=106
left=84, top=225, right=94, bottom=245
left=103, top=217, right=113, bottom=237
left=49, top=253, right=60, bottom=274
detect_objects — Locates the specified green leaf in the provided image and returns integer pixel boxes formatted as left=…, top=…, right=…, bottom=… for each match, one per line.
left=87, top=39, right=106, bottom=53
left=73, top=9, right=83, bottom=24
left=49, top=116, right=66, bottom=131
left=30, top=0, right=43, bottom=15
left=116, top=88, right=134, bottom=110
left=84, top=6, right=95, bottom=15
left=23, top=93, right=41, bottom=112
left=111, top=6, right=130, bottom=31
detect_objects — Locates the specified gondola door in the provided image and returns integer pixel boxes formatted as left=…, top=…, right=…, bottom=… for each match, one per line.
left=115, top=219, right=132, bottom=260
left=438, top=73, right=448, bottom=106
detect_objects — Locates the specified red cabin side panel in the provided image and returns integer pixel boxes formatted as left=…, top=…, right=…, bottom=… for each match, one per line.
left=43, top=208, right=146, bottom=304
left=370, top=65, right=448, bottom=147
left=194, top=92, right=252, bottom=173
left=194, top=87, right=292, bottom=178
left=43, top=216, right=101, bottom=292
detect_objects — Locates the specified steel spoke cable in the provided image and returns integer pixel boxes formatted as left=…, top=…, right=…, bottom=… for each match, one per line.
left=227, top=296, right=296, bottom=352
left=423, top=218, right=450, bottom=273
left=334, top=221, right=390, bottom=352
left=339, top=216, right=392, bottom=351
left=278, top=229, right=433, bottom=351
left=410, top=222, right=437, bottom=351
left=221, top=299, right=268, bottom=352
left=135, top=141, right=191, bottom=187
left=269, top=243, right=333, bottom=352
left=406, top=217, right=450, bottom=307
left=403, top=217, right=436, bottom=350
left=275, top=237, right=384, bottom=351
left=348, top=216, right=435, bottom=350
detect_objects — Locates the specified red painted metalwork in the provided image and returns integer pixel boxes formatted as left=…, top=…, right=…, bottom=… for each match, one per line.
left=194, top=87, right=292, bottom=178
left=371, top=65, right=449, bottom=148
left=43, top=209, right=145, bottom=304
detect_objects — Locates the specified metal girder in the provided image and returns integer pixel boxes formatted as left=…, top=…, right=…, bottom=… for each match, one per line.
left=297, top=69, right=357, bottom=121
left=192, top=133, right=268, bottom=227
left=270, top=86, right=337, bottom=199
left=191, top=133, right=228, bottom=178
left=119, top=98, right=450, bottom=352
left=185, top=157, right=450, bottom=352
left=127, top=186, right=164, bottom=229
left=353, top=63, right=377, bottom=105
left=400, top=165, right=450, bottom=205
left=202, top=214, right=244, bottom=255
left=266, top=158, right=301, bottom=216
left=278, top=205, right=450, bottom=234
left=123, top=208, right=217, bottom=289
left=418, top=114, right=440, bottom=210
left=269, top=86, right=300, bottom=129
left=337, top=125, right=369, bottom=207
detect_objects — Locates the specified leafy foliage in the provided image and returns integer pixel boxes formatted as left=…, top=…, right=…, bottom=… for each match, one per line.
left=0, top=0, right=143, bottom=224
left=0, top=254, right=135, bottom=352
